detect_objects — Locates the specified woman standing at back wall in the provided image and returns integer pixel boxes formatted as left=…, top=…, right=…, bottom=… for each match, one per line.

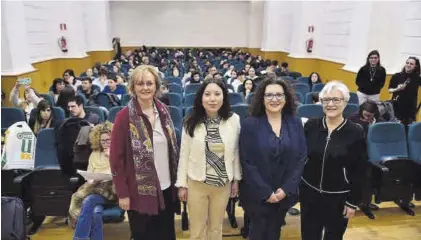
left=176, top=78, right=242, bottom=240
left=355, top=50, right=386, bottom=105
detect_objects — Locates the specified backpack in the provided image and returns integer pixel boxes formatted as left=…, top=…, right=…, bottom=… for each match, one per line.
left=1, top=197, right=27, bottom=240
left=88, top=92, right=121, bottom=110
left=56, top=118, right=91, bottom=176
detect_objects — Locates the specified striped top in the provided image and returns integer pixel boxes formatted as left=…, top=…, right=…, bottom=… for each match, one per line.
left=204, top=117, right=228, bottom=187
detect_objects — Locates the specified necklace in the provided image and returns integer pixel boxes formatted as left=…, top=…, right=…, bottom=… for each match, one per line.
left=369, top=67, right=377, bottom=82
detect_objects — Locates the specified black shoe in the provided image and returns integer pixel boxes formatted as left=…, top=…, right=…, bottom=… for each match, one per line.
left=240, top=227, right=249, bottom=238
left=288, top=208, right=300, bottom=216
left=229, top=216, right=238, bottom=228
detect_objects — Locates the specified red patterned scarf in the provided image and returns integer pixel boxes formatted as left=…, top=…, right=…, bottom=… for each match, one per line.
left=128, top=97, right=179, bottom=214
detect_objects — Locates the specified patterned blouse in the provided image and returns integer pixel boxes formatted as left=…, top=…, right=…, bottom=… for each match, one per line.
left=204, top=117, right=228, bottom=187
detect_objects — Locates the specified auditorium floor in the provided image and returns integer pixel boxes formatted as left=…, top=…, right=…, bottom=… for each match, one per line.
left=32, top=202, right=421, bottom=240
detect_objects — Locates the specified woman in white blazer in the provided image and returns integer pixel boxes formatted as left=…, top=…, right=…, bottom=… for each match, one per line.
left=176, top=78, right=242, bottom=240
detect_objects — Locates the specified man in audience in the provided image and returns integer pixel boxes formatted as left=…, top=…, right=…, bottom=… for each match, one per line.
left=102, top=73, right=127, bottom=98
left=78, top=77, right=99, bottom=100
left=280, top=62, right=290, bottom=76
left=67, top=95, right=100, bottom=125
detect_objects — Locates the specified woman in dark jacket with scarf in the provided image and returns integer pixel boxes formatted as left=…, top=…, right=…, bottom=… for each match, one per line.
left=388, top=56, right=421, bottom=125
left=239, top=77, right=307, bottom=240
left=110, top=65, right=179, bottom=240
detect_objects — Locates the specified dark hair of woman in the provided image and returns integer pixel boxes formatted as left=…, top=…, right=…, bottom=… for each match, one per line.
left=401, top=56, right=421, bottom=76
left=56, top=86, right=75, bottom=117
left=63, top=69, right=75, bottom=78
left=240, top=79, right=256, bottom=96
left=35, top=99, right=53, bottom=123
left=51, top=78, right=64, bottom=94
left=307, top=72, right=322, bottom=87
left=359, top=100, right=381, bottom=121
left=183, top=78, right=232, bottom=137
left=365, top=50, right=381, bottom=68
left=249, top=77, right=297, bottom=117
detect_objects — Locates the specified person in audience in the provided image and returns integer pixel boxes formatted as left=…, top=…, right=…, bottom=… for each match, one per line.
left=112, top=64, right=121, bottom=75
left=63, top=69, right=82, bottom=91
left=239, top=77, right=306, bottom=240
left=300, top=81, right=367, bottom=240
left=247, top=67, right=258, bottom=80
left=279, top=62, right=290, bottom=76
left=243, top=63, right=251, bottom=75
left=56, top=86, right=76, bottom=118
left=185, top=71, right=202, bottom=87
left=141, top=56, right=150, bottom=65
left=86, top=68, right=95, bottom=80
left=172, top=66, right=181, bottom=78
left=348, top=100, right=382, bottom=134
left=49, top=78, right=65, bottom=103
left=356, top=50, right=386, bottom=105
left=388, top=56, right=421, bottom=125
left=70, top=122, right=117, bottom=240
left=212, top=72, right=223, bottom=81
left=116, top=73, right=127, bottom=87
left=205, top=66, right=218, bottom=80
left=28, top=99, right=61, bottom=135
left=1, top=90, right=5, bottom=105
left=78, top=77, right=100, bottom=100
left=241, top=79, right=255, bottom=100
left=228, top=70, right=243, bottom=93
left=311, top=92, right=320, bottom=104
left=110, top=65, right=180, bottom=240
left=93, top=67, right=109, bottom=91
left=112, top=37, right=122, bottom=60
left=224, top=65, right=236, bottom=78
left=68, top=95, right=100, bottom=125
left=103, top=74, right=127, bottom=97
left=308, top=72, right=322, bottom=90
left=176, top=78, right=241, bottom=240
left=9, top=81, right=42, bottom=121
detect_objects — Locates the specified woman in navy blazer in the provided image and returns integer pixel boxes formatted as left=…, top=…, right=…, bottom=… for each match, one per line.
left=239, top=77, right=307, bottom=240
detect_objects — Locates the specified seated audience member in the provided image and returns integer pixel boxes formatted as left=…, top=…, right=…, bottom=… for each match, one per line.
left=247, top=67, right=258, bottom=80
left=243, top=63, right=251, bottom=75
left=85, top=68, right=96, bottom=81
left=29, top=99, right=62, bottom=135
left=9, top=81, right=42, bottom=121
left=78, top=77, right=100, bottom=100
left=116, top=73, right=127, bottom=87
left=93, top=67, right=109, bottom=91
left=56, top=86, right=76, bottom=118
left=69, top=122, right=117, bottom=240
left=212, top=72, right=223, bottom=81
left=227, top=70, right=243, bottom=93
left=68, top=95, right=100, bottom=125
left=63, top=69, right=82, bottom=91
left=224, top=65, right=236, bottom=78
left=102, top=74, right=127, bottom=97
left=241, top=79, right=256, bottom=100
left=311, top=92, right=321, bottom=104
left=205, top=66, right=218, bottom=80
left=49, top=78, right=65, bottom=103
left=308, top=72, right=322, bottom=90
left=348, top=100, right=383, bottom=134
left=279, top=62, right=290, bottom=76
left=171, top=66, right=181, bottom=78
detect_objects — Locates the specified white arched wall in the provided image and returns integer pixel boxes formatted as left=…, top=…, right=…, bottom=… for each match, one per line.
left=1, top=1, right=113, bottom=75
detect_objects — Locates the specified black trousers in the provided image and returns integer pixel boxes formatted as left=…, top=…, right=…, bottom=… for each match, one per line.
left=249, top=205, right=288, bottom=240
left=127, top=188, right=175, bottom=240
left=300, top=183, right=349, bottom=240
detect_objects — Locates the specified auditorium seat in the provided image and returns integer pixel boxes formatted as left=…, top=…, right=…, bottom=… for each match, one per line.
left=367, top=122, right=416, bottom=215
left=1, top=107, right=26, bottom=129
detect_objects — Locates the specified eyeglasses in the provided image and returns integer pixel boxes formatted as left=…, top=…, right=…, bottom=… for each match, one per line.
left=264, top=93, right=285, bottom=101
left=100, top=139, right=111, bottom=143
left=320, top=98, right=345, bottom=105
left=136, top=81, right=155, bottom=87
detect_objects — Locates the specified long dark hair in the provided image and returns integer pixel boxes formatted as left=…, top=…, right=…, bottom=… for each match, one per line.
left=35, top=100, right=53, bottom=123
left=365, top=50, right=381, bottom=68
left=51, top=78, right=64, bottom=94
left=241, top=79, right=256, bottom=97
left=250, top=77, right=297, bottom=117
left=359, top=100, right=381, bottom=121
left=183, top=78, right=232, bottom=137
left=402, top=56, right=421, bottom=76
left=308, top=72, right=322, bottom=88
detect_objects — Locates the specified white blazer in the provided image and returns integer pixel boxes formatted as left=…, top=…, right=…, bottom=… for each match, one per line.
left=175, top=113, right=242, bottom=188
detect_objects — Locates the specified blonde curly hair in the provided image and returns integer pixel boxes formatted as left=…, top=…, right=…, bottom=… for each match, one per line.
left=89, top=121, right=113, bottom=151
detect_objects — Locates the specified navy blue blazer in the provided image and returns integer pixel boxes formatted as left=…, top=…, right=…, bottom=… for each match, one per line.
left=239, top=114, right=307, bottom=213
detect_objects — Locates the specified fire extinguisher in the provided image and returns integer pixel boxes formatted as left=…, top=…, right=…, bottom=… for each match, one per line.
left=306, top=38, right=313, bottom=53
left=58, top=36, right=68, bottom=53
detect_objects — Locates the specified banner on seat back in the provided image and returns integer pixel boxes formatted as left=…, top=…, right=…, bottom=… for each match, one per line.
left=1, top=121, right=36, bottom=170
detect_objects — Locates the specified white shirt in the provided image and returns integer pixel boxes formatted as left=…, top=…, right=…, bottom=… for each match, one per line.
left=151, top=105, right=171, bottom=190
